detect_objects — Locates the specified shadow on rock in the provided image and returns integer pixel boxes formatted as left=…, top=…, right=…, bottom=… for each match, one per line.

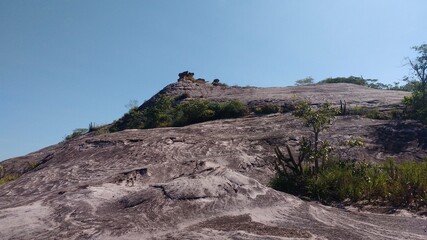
left=373, top=121, right=427, bottom=154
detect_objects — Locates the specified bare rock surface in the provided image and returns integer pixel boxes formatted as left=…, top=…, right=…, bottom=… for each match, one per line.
left=1, top=82, right=427, bottom=239
left=140, top=80, right=409, bottom=111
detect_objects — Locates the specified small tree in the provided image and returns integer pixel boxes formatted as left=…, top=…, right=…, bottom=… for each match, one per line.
left=292, top=101, right=337, bottom=172
left=272, top=100, right=337, bottom=194
left=404, top=44, right=427, bottom=123
left=295, top=77, right=315, bottom=86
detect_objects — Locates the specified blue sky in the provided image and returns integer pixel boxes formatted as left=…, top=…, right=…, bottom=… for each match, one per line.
left=1, top=0, right=426, bottom=161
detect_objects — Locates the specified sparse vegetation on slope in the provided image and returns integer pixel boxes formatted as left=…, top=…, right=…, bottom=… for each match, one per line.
left=252, top=103, right=281, bottom=115
left=271, top=158, right=427, bottom=209
left=64, top=128, right=88, bottom=140
left=110, top=96, right=249, bottom=131
left=271, top=99, right=427, bottom=210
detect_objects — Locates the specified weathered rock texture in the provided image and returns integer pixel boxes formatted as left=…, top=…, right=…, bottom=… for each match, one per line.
left=1, top=82, right=427, bottom=240
left=140, top=79, right=409, bottom=111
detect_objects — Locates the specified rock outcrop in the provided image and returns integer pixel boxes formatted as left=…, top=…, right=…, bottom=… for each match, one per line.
left=139, top=74, right=409, bottom=112
left=1, top=79, right=426, bottom=239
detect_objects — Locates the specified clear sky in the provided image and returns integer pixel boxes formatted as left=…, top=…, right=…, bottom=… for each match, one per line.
left=1, top=0, right=426, bottom=161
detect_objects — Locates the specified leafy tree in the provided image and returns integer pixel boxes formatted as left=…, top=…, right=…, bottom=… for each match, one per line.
left=403, top=44, right=427, bottom=123
left=292, top=101, right=338, bottom=172
left=271, top=100, right=337, bottom=194
left=295, top=77, right=315, bottom=86
left=408, top=44, right=427, bottom=99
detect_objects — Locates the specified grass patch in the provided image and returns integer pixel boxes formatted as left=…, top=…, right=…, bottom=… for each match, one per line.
left=0, top=174, right=19, bottom=185
left=346, top=106, right=392, bottom=120
left=271, top=158, right=427, bottom=209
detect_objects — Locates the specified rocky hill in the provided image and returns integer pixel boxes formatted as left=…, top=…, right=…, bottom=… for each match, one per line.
left=1, top=74, right=427, bottom=239
left=140, top=71, right=408, bottom=111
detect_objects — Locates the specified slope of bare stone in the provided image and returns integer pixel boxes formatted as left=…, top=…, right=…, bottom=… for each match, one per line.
left=140, top=81, right=409, bottom=111
left=1, top=113, right=427, bottom=239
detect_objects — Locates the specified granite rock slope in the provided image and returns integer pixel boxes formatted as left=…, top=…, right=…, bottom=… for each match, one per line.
left=1, top=81, right=426, bottom=240
left=140, top=78, right=409, bottom=111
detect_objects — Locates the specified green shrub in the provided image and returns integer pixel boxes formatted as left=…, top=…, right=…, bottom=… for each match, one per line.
left=110, top=96, right=249, bottom=131
left=271, top=158, right=427, bottom=209
left=0, top=174, right=19, bottom=185
left=402, top=44, right=427, bottom=124
left=216, top=100, right=249, bottom=119
left=347, top=106, right=391, bottom=120
left=175, top=99, right=249, bottom=126
left=253, top=104, right=281, bottom=115
left=365, top=108, right=390, bottom=120
left=142, top=95, right=175, bottom=128
left=110, top=107, right=145, bottom=132
left=318, top=76, right=368, bottom=86
left=174, top=100, right=216, bottom=126
left=64, top=128, right=88, bottom=140
left=403, top=93, right=427, bottom=124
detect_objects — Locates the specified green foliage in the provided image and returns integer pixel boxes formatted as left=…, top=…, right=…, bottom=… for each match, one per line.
left=174, top=100, right=216, bottom=126
left=0, top=175, right=19, bottom=185
left=175, top=99, right=248, bottom=125
left=110, top=95, right=249, bottom=131
left=317, top=76, right=405, bottom=90
left=293, top=101, right=337, bottom=132
left=0, top=164, right=20, bottom=185
left=87, top=123, right=111, bottom=135
left=27, top=160, right=38, bottom=170
left=142, top=95, right=175, bottom=128
left=271, top=158, right=427, bottom=209
left=403, top=44, right=427, bottom=124
left=346, top=106, right=392, bottom=120
left=295, top=77, right=315, bottom=86
left=65, top=128, right=88, bottom=140
left=318, top=76, right=369, bottom=86
left=253, top=103, right=281, bottom=115
left=110, top=107, right=145, bottom=132
left=217, top=100, right=249, bottom=118
left=404, top=92, right=427, bottom=124
left=292, top=101, right=338, bottom=172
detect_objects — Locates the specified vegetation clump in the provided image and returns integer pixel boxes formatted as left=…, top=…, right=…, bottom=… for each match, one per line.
left=0, top=174, right=19, bottom=185
left=403, top=44, right=427, bottom=124
left=0, top=165, right=19, bottom=186
left=253, top=103, right=281, bottom=115
left=300, top=75, right=412, bottom=91
left=271, top=99, right=427, bottom=210
left=272, top=158, right=427, bottom=209
left=64, top=128, right=89, bottom=140
left=110, top=96, right=249, bottom=131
